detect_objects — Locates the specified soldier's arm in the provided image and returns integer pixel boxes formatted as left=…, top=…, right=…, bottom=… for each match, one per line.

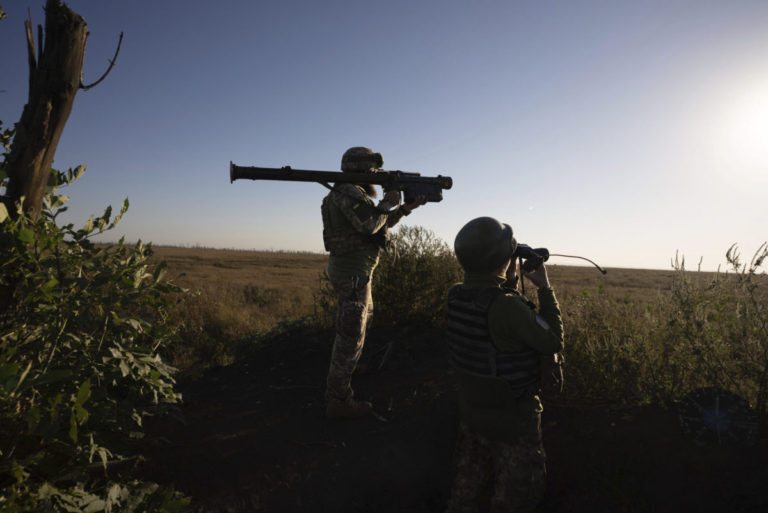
left=385, top=206, right=409, bottom=227
left=488, top=291, right=564, bottom=354
left=388, top=196, right=426, bottom=227
left=536, top=288, right=564, bottom=345
left=330, top=185, right=391, bottom=235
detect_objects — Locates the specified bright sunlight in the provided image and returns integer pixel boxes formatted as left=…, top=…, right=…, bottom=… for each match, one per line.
left=712, top=78, right=768, bottom=179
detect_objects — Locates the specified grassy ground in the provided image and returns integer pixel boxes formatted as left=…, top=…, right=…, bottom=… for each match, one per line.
left=148, top=245, right=724, bottom=375
left=150, top=244, right=766, bottom=414
left=148, top=245, right=664, bottom=370
left=141, top=244, right=767, bottom=512
left=151, top=246, right=327, bottom=324
left=149, top=246, right=328, bottom=372
left=154, top=242, right=768, bottom=412
left=150, top=245, right=683, bottom=339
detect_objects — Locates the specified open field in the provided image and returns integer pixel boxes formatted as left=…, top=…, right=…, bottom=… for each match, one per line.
left=149, top=242, right=767, bottom=412
left=135, top=244, right=768, bottom=512
left=150, top=247, right=329, bottom=290
left=150, top=244, right=685, bottom=333
left=150, top=245, right=684, bottom=298
left=150, top=246, right=328, bottom=321
left=148, top=244, right=722, bottom=375
left=148, top=247, right=330, bottom=371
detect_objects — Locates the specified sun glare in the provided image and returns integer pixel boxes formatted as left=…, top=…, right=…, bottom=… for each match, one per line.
left=712, top=80, right=768, bottom=179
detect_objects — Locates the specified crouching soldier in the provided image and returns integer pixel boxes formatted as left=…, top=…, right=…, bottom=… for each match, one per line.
left=445, top=216, right=564, bottom=513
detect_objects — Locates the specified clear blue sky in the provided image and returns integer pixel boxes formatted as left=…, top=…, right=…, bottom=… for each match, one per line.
left=2, top=0, right=766, bottom=270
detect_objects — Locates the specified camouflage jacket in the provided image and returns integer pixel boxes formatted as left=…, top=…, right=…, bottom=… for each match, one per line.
left=321, top=184, right=408, bottom=256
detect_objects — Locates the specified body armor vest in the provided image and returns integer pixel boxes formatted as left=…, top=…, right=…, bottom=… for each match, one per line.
left=446, top=286, right=541, bottom=392
left=321, top=193, right=384, bottom=255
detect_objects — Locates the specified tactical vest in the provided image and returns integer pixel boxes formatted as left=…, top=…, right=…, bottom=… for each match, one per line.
left=446, top=285, right=543, bottom=442
left=321, top=192, right=384, bottom=256
left=446, top=286, right=541, bottom=391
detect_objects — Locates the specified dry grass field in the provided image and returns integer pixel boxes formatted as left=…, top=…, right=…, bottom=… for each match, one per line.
left=148, top=241, right=766, bottom=413
left=142, top=245, right=768, bottom=513
left=148, top=246, right=329, bottom=371
left=150, top=245, right=681, bottom=332
left=151, top=245, right=680, bottom=318
left=149, top=244, right=691, bottom=373
left=150, top=246, right=327, bottom=291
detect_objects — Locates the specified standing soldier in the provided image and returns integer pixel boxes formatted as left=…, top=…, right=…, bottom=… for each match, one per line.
left=445, top=216, right=564, bottom=512
left=321, top=146, right=427, bottom=419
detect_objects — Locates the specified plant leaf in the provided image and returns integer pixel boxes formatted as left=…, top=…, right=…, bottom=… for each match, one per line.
left=83, top=215, right=95, bottom=233
left=18, top=227, right=34, bottom=244
left=76, top=379, right=91, bottom=407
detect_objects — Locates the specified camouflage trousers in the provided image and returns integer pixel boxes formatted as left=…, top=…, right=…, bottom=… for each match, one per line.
left=324, top=274, right=373, bottom=401
left=446, top=418, right=546, bottom=513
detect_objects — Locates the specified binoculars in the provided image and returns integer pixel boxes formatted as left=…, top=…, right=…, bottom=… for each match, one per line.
left=515, top=244, right=550, bottom=273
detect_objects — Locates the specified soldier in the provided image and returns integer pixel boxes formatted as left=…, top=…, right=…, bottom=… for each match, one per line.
left=445, top=216, right=564, bottom=513
left=321, top=146, right=427, bottom=419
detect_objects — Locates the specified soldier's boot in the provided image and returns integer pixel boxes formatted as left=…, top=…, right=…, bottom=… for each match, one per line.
left=326, top=397, right=373, bottom=420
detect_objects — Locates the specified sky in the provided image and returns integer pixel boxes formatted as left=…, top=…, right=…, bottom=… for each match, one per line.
left=1, top=0, right=767, bottom=271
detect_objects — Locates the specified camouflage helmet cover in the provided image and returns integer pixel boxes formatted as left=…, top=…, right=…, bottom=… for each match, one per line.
left=341, top=146, right=384, bottom=172
left=454, top=217, right=517, bottom=273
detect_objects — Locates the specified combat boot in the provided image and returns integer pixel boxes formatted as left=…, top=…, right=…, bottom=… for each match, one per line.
left=326, top=397, right=373, bottom=419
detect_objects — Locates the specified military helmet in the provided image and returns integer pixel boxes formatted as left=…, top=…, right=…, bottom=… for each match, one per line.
left=341, top=146, right=384, bottom=172
left=454, top=217, right=517, bottom=273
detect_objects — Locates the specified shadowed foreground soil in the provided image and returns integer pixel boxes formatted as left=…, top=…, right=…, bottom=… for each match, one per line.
left=145, top=328, right=768, bottom=512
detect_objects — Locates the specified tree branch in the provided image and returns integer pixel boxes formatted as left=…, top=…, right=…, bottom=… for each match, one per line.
left=80, top=31, right=123, bottom=90
left=24, top=16, right=36, bottom=99
left=37, top=23, right=43, bottom=66
left=5, top=0, right=88, bottom=221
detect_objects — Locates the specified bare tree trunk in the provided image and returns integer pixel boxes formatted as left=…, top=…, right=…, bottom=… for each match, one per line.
left=4, top=0, right=88, bottom=221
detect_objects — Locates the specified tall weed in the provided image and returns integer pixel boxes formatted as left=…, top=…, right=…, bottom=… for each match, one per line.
left=662, top=246, right=768, bottom=416
left=167, top=279, right=310, bottom=373
left=558, top=286, right=657, bottom=405
left=559, top=244, right=768, bottom=420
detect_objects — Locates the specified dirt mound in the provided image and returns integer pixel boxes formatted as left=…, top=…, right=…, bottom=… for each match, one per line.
left=145, top=328, right=768, bottom=512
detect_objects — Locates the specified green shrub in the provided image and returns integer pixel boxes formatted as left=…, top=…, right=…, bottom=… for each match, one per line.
left=314, top=225, right=462, bottom=330
left=0, top=168, right=188, bottom=511
left=373, top=226, right=463, bottom=327
left=312, top=270, right=337, bottom=329
left=558, top=285, right=657, bottom=405
left=559, top=245, right=768, bottom=419
left=660, top=246, right=768, bottom=416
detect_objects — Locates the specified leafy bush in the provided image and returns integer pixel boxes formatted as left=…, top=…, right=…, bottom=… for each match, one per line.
left=315, top=225, right=462, bottom=329
left=557, top=285, right=656, bottom=405
left=558, top=245, right=768, bottom=420
left=373, top=226, right=462, bottom=327
left=660, top=246, right=768, bottom=416
left=0, top=167, right=188, bottom=511
left=312, top=270, right=338, bottom=329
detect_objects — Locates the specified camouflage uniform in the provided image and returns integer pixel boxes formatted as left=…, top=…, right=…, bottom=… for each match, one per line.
left=445, top=272, right=563, bottom=513
left=321, top=182, right=408, bottom=401
left=449, top=416, right=545, bottom=513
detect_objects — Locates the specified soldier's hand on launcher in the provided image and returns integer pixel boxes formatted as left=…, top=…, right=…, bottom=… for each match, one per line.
left=384, top=190, right=401, bottom=204
left=403, top=195, right=427, bottom=212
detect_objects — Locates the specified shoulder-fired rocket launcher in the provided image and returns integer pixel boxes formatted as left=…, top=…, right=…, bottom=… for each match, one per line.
left=229, top=162, right=453, bottom=203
